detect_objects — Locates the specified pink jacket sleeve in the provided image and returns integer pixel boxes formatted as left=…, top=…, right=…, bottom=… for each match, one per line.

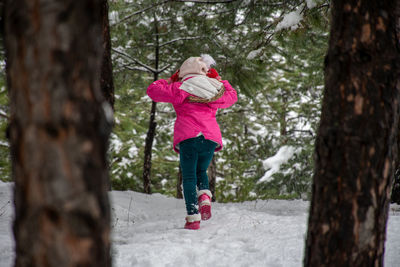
left=146, top=79, right=186, bottom=104
left=208, top=80, right=238, bottom=109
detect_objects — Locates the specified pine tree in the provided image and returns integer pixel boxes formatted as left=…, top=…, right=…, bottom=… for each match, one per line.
left=5, top=0, right=112, bottom=265
left=304, top=1, right=400, bottom=265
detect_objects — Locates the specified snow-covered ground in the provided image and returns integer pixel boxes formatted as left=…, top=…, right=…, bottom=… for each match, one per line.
left=0, top=181, right=399, bottom=267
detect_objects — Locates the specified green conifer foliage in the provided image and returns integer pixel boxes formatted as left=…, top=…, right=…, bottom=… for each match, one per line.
left=0, top=49, right=10, bottom=182
left=0, top=0, right=333, bottom=203
left=107, top=0, right=330, bottom=200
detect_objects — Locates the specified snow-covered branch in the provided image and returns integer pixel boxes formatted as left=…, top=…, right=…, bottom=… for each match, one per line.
left=113, top=0, right=239, bottom=26
left=119, top=64, right=152, bottom=73
left=112, top=49, right=171, bottom=74
left=157, top=64, right=171, bottom=73
left=112, top=48, right=157, bottom=73
left=0, top=141, right=9, bottom=148
left=0, top=111, right=9, bottom=120
left=286, top=129, right=315, bottom=137
left=159, top=36, right=207, bottom=47
left=114, top=0, right=170, bottom=25
left=172, top=0, right=239, bottom=3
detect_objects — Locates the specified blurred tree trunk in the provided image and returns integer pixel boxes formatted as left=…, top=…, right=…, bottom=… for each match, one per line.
left=208, top=155, right=217, bottom=202
left=101, top=0, right=115, bottom=109
left=5, top=0, right=112, bottom=266
left=304, top=1, right=400, bottom=266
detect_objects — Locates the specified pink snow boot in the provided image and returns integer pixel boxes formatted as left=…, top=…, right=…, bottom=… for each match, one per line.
left=184, top=214, right=201, bottom=230
left=198, top=190, right=212, bottom=220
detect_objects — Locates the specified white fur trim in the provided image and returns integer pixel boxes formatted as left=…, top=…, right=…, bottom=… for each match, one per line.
left=186, top=213, right=201, bottom=222
left=199, top=199, right=211, bottom=206
left=198, top=189, right=212, bottom=198
left=200, top=54, right=216, bottom=68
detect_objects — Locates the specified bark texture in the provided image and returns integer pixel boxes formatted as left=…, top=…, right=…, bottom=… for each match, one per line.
left=5, top=0, right=112, bottom=266
left=304, top=1, right=400, bottom=266
left=101, top=0, right=115, bottom=109
left=143, top=100, right=156, bottom=194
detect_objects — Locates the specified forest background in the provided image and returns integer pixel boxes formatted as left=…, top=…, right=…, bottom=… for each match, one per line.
left=0, top=0, right=329, bottom=202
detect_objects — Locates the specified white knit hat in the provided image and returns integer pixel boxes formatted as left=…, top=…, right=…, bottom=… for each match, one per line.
left=178, top=54, right=216, bottom=78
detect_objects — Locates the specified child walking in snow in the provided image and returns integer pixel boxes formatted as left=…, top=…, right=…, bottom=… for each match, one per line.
left=147, top=55, right=237, bottom=230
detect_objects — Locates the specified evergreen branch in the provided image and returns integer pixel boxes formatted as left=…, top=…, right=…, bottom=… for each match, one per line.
left=112, top=48, right=157, bottom=73
left=217, top=109, right=252, bottom=116
left=159, top=36, right=207, bottom=48
left=118, top=60, right=170, bottom=75
left=0, top=111, right=9, bottom=120
left=0, top=141, right=9, bottom=148
left=120, top=64, right=152, bottom=73
left=172, top=0, right=239, bottom=3
left=112, top=0, right=239, bottom=26
left=287, top=129, right=315, bottom=137
left=112, top=0, right=170, bottom=26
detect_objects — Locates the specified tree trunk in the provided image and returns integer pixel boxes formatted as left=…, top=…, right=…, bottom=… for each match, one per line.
left=101, top=0, right=115, bottom=109
left=391, top=168, right=400, bottom=204
left=304, top=1, right=400, bottom=266
left=393, top=122, right=400, bottom=204
left=177, top=165, right=183, bottom=199
left=280, top=92, right=288, bottom=144
left=143, top=101, right=156, bottom=194
left=5, top=1, right=112, bottom=266
left=142, top=14, right=160, bottom=194
left=208, top=155, right=217, bottom=202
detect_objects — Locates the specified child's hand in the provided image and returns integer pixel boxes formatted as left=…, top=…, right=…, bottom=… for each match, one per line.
left=168, top=70, right=180, bottom=84
left=207, top=68, right=221, bottom=81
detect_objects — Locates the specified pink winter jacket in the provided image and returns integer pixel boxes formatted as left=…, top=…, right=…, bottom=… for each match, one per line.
left=147, top=79, right=237, bottom=153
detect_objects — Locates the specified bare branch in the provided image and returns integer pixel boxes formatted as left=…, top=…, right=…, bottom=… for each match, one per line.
left=112, top=0, right=170, bottom=26
left=157, top=64, right=171, bottom=74
left=172, top=0, right=239, bottom=3
left=159, top=36, right=207, bottom=47
left=119, top=64, right=152, bottom=73
left=112, top=48, right=157, bottom=73
left=113, top=0, right=239, bottom=26
left=113, top=50, right=171, bottom=74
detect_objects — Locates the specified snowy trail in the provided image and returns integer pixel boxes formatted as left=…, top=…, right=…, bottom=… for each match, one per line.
left=111, top=191, right=309, bottom=267
left=0, top=182, right=399, bottom=267
left=111, top=191, right=399, bottom=267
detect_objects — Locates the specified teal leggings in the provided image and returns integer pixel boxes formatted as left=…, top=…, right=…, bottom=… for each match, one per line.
left=179, top=135, right=217, bottom=215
